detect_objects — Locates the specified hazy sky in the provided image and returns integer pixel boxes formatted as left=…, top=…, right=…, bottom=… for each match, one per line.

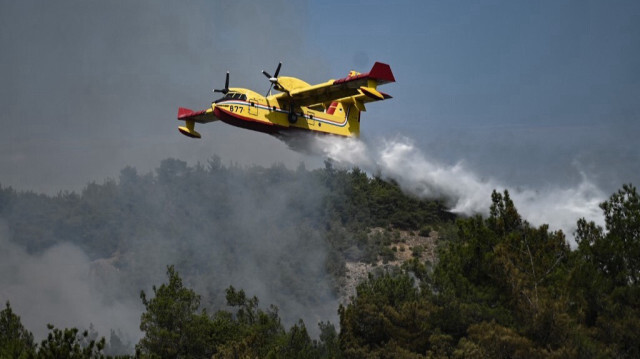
left=1, top=0, right=639, bottom=194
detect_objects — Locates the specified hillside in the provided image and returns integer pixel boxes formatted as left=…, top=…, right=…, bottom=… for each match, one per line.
left=340, top=227, right=439, bottom=304
left=0, top=157, right=451, bottom=353
left=1, top=158, right=639, bottom=358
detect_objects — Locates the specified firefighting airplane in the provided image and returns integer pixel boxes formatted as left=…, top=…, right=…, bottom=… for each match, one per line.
left=177, top=62, right=395, bottom=139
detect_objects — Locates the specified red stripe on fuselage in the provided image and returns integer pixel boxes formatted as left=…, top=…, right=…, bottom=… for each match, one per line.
left=214, top=106, right=283, bottom=134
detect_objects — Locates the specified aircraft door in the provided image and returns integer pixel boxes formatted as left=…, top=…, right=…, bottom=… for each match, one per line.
left=248, top=99, right=258, bottom=116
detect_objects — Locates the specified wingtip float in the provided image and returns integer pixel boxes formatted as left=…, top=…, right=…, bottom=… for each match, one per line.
left=177, top=62, right=395, bottom=139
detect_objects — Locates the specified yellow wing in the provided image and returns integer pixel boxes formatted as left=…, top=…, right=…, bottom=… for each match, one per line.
left=271, top=62, right=395, bottom=111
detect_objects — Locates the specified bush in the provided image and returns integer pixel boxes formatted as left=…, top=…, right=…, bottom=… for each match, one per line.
left=419, top=226, right=432, bottom=237
left=379, top=247, right=396, bottom=263
left=412, top=245, right=424, bottom=258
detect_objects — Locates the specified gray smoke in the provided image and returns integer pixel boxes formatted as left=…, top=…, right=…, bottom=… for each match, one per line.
left=117, top=163, right=339, bottom=335
left=313, top=135, right=606, bottom=239
left=0, top=221, right=141, bottom=343
left=0, top=0, right=326, bottom=194
left=0, top=160, right=340, bottom=345
left=0, top=0, right=338, bottom=344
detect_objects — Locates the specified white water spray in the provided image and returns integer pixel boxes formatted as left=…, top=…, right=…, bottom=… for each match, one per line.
left=313, top=135, right=605, bottom=238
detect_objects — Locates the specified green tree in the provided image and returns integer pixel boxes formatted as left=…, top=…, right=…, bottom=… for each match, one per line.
left=434, top=190, right=579, bottom=355
left=272, top=320, right=316, bottom=359
left=316, top=321, right=341, bottom=359
left=137, top=265, right=214, bottom=359
left=213, top=287, right=286, bottom=359
left=0, top=301, right=36, bottom=359
left=339, top=271, right=433, bottom=358
left=453, top=321, right=544, bottom=359
left=37, top=325, right=107, bottom=359
left=572, top=184, right=640, bottom=357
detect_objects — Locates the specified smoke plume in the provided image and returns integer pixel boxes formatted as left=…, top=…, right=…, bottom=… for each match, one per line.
left=0, top=221, right=141, bottom=345
left=0, top=160, right=340, bottom=345
left=312, top=135, right=606, bottom=238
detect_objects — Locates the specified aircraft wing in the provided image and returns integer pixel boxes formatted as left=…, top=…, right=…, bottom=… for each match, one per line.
left=273, top=62, right=395, bottom=109
left=177, top=107, right=218, bottom=123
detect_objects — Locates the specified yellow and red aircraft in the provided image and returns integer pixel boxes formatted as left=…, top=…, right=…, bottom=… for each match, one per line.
left=177, top=62, right=395, bottom=139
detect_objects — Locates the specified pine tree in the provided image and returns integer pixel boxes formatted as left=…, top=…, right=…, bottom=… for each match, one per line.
left=137, top=265, right=214, bottom=359
left=0, top=301, right=36, bottom=359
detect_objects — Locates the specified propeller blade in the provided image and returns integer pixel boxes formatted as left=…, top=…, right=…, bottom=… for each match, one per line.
left=263, top=62, right=283, bottom=96
left=273, top=62, right=282, bottom=78
left=213, top=71, right=230, bottom=94
left=265, top=83, right=274, bottom=97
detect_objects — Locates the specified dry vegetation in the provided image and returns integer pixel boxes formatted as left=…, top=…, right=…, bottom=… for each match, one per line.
left=340, top=228, right=438, bottom=304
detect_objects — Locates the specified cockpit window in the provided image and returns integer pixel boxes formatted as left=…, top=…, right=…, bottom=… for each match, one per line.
left=214, top=92, right=247, bottom=103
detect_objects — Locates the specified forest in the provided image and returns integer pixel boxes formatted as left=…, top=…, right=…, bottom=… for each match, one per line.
left=1, top=157, right=638, bottom=358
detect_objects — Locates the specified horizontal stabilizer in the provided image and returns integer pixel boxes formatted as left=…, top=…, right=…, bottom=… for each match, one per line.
left=359, top=87, right=384, bottom=100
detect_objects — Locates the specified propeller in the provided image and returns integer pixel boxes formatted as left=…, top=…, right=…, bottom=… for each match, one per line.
left=213, top=71, right=230, bottom=95
left=262, top=62, right=282, bottom=96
